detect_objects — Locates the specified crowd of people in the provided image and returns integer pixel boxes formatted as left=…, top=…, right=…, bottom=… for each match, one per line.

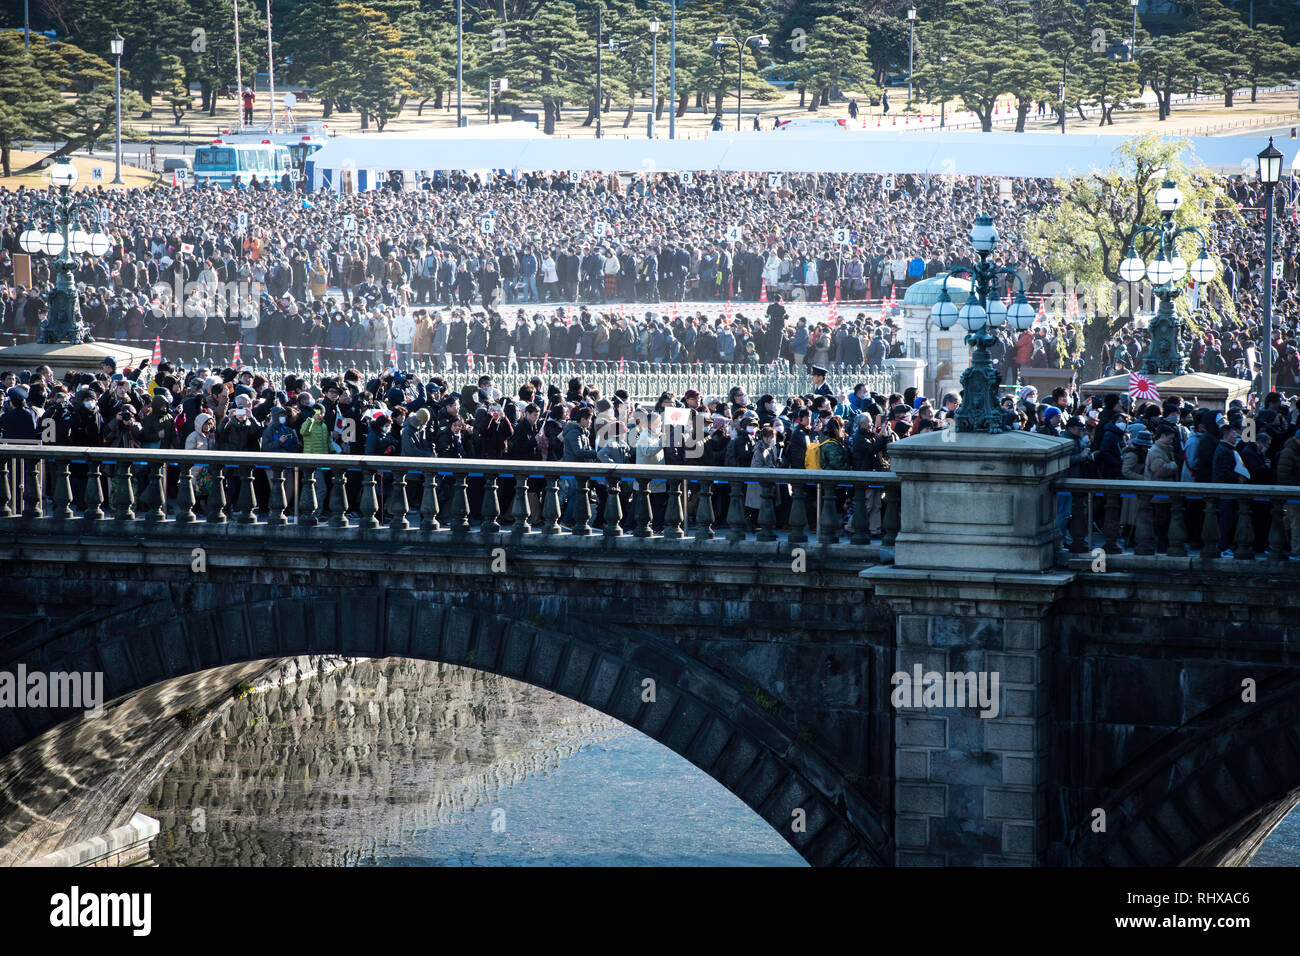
left=0, top=351, right=1297, bottom=555
left=2, top=169, right=1296, bottom=388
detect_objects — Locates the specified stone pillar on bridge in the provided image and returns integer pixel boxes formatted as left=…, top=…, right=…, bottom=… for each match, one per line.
left=862, top=430, right=1074, bottom=865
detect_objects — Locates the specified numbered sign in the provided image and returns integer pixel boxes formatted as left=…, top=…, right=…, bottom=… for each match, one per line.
left=1274, top=261, right=1284, bottom=280
left=341, top=214, right=358, bottom=235
left=92, top=167, right=103, bottom=181
left=288, top=168, right=301, bottom=182
left=481, top=215, right=496, bottom=234
left=175, top=168, right=189, bottom=182
left=98, top=207, right=111, bottom=226
left=680, top=171, right=694, bottom=185
left=236, top=211, right=249, bottom=231
left=593, top=221, right=608, bottom=238
left=834, top=227, right=851, bottom=245
left=725, top=225, right=743, bottom=242
left=568, top=170, right=581, bottom=184
left=882, top=176, right=895, bottom=192
left=767, top=173, right=782, bottom=189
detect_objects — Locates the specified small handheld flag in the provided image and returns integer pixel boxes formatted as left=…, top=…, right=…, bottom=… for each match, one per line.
left=1128, top=371, right=1160, bottom=402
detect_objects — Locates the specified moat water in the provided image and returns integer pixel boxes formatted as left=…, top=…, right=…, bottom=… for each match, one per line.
left=141, top=658, right=805, bottom=867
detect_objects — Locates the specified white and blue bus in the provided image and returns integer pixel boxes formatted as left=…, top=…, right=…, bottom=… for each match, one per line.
left=193, top=140, right=294, bottom=188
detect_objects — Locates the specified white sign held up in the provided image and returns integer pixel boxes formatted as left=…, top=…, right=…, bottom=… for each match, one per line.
left=725, top=224, right=743, bottom=242
left=342, top=214, right=358, bottom=235
left=481, top=216, right=496, bottom=234
left=834, top=227, right=851, bottom=245
left=767, top=173, right=783, bottom=189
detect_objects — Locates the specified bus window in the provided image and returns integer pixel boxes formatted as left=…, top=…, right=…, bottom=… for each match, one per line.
left=195, top=148, right=235, bottom=168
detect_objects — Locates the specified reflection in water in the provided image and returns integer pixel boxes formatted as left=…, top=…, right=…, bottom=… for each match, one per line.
left=1252, top=811, right=1300, bottom=867
left=142, top=658, right=805, bottom=867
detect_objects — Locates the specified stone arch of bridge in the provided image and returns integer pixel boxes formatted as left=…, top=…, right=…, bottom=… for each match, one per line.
left=1069, top=671, right=1300, bottom=866
left=2, top=592, right=890, bottom=866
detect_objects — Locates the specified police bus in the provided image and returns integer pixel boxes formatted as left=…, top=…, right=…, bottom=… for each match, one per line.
left=192, top=140, right=294, bottom=188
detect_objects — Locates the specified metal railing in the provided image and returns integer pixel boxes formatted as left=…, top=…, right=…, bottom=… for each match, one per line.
left=1056, top=478, right=1300, bottom=562
left=0, top=446, right=901, bottom=548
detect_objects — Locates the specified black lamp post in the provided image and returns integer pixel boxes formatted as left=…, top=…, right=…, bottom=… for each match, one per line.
left=1118, top=178, right=1217, bottom=375
left=1257, top=137, right=1283, bottom=399
left=929, top=215, right=1038, bottom=433
left=18, top=159, right=111, bottom=344
left=111, top=34, right=124, bottom=185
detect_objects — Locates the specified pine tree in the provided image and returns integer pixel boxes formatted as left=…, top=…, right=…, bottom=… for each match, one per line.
left=0, top=32, right=65, bottom=176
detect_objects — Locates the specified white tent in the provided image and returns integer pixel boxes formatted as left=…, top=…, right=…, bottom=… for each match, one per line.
left=306, top=127, right=1296, bottom=191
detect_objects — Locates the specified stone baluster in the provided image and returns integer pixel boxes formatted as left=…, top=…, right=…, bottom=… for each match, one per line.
left=51, top=460, right=74, bottom=521
left=1102, top=492, right=1121, bottom=553
left=23, top=458, right=42, bottom=519
left=1233, top=495, right=1255, bottom=560
left=298, top=468, right=319, bottom=526
left=1167, top=492, right=1188, bottom=557
left=448, top=474, right=470, bottom=538
left=632, top=478, right=653, bottom=538
left=663, top=478, right=685, bottom=539
left=420, top=469, right=441, bottom=532
left=725, top=480, right=746, bottom=542
left=389, top=471, right=410, bottom=532
left=236, top=465, right=259, bottom=524
left=510, top=475, right=532, bottom=538
left=84, top=461, right=105, bottom=522
left=603, top=477, right=623, bottom=537
left=1069, top=491, right=1090, bottom=554
left=359, top=467, right=380, bottom=529
left=0, top=458, right=11, bottom=518
left=267, top=465, right=288, bottom=526
left=882, top=483, right=900, bottom=547
left=1267, top=498, right=1287, bottom=562
left=328, top=466, right=349, bottom=528
left=1200, top=496, right=1220, bottom=557
left=205, top=463, right=227, bottom=523
left=480, top=472, right=500, bottom=536
left=756, top=479, right=777, bottom=542
left=111, top=462, right=135, bottom=521
left=818, top=481, right=840, bottom=544
left=143, top=462, right=167, bottom=523
left=1134, top=493, right=1155, bottom=556
left=850, top=483, right=870, bottom=546
left=175, top=465, right=196, bottom=524
left=570, top=475, right=592, bottom=536
left=541, top=476, right=561, bottom=535
left=695, top=480, right=715, bottom=540
left=787, top=482, right=809, bottom=545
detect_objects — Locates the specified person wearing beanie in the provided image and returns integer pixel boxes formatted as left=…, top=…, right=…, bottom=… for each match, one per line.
left=402, top=404, right=436, bottom=458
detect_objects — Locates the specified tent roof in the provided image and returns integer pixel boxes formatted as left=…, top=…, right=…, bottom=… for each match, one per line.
left=308, top=128, right=1295, bottom=178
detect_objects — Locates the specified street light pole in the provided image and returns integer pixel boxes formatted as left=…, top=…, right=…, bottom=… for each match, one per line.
left=111, top=34, right=125, bottom=185
left=939, top=55, right=948, bottom=126
left=649, top=18, right=661, bottom=139
left=907, top=6, right=916, bottom=107
left=1258, top=137, right=1283, bottom=400
left=456, top=0, right=463, bottom=127
left=714, top=33, right=768, bottom=132
left=1130, top=0, right=1139, bottom=51
left=596, top=5, right=603, bottom=139
left=669, top=0, right=677, bottom=139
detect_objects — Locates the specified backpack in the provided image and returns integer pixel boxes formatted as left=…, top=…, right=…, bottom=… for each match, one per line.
left=804, top=438, right=826, bottom=470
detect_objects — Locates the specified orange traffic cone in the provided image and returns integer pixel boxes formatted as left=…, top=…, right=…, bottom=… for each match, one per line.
left=892, top=116, right=897, bottom=125
left=904, top=115, right=910, bottom=124
left=312, top=345, right=321, bottom=372
left=759, top=281, right=767, bottom=302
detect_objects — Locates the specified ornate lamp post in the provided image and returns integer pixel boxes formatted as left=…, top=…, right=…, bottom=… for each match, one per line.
left=1117, top=177, right=1218, bottom=375
left=1256, top=137, right=1283, bottom=400
left=110, top=34, right=125, bottom=185
left=929, top=215, right=1037, bottom=433
left=18, top=159, right=111, bottom=345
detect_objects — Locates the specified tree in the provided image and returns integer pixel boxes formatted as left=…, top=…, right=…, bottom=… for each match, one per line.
left=1194, top=0, right=1253, bottom=107
left=1137, top=35, right=1203, bottom=121
left=160, top=54, right=191, bottom=125
left=1024, top=134, right=1238, bottom=379
left=1238, top=23, right=1296, bottom=103
left=799, top=15, right=879, bottom=111
left=0, top=33, right=66, bottom=176
left=487, top=1, right=592, bottom=134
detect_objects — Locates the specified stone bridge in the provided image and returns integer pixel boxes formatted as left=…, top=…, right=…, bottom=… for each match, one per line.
left=0, top=437, right=1298, bottom=866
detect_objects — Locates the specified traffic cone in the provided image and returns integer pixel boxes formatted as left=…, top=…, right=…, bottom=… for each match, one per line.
left=151, top=336, right=162, bottom=365
left=172, top=171, right=178, bottom=188
left=231, top=341, right=242, bottom=369
left=312, top=344, right=321, bottom=372
left=888, top=288, right=897, bottom=308
left=466, top=350, right=475, bottom=371
left=1035, top=300, right=1046, bottom=323
left=822, top=280, right=830, bottom=301
left=876, top=118, right=881, bottom=126
left=390, top=343, right=399, bottom=368
left=759, top=281, right=767, bottom=302
left=542, top=353, right=551, bottom=374
left=892, top=116, right=897, bottom=125
left=904, top=115, right=910, bottom=124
